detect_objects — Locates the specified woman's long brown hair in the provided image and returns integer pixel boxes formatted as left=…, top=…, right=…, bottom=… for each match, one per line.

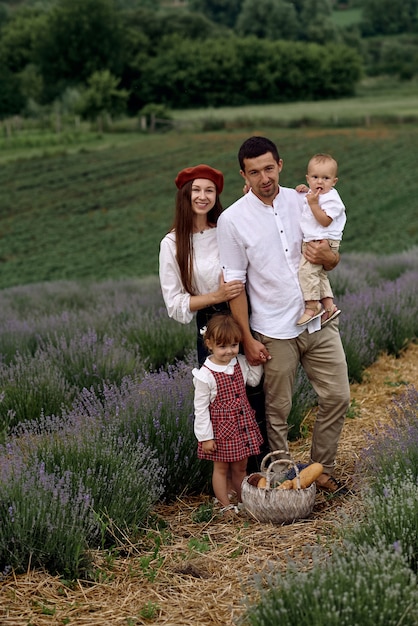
left=171, top=180, right=223, bottom=295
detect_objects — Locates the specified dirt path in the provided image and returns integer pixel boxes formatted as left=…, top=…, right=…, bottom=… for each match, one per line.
left=1, top=343, right=417, bottom=626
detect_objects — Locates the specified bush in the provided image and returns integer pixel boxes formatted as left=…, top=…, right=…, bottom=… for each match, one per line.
left=344, top=470, right=418, bottom=573
left=243, top=542, right=418, bottom=626
left=0, top=460, right=98, bottom=578
left=63, top=360, right=211, bottom=500
left=0, top=421, right=165, bottom=575
left=357, top=386, right=418, bottom=483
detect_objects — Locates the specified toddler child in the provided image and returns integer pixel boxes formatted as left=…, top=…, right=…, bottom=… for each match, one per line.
left=296, top=153, right=346, bottom=326
left=192, top=314, right=264, bottom=515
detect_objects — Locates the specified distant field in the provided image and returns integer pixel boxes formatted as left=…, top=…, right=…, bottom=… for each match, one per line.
left=172, top=81, right=418, bottom=126
left=0, top=120, right=417, bottom=290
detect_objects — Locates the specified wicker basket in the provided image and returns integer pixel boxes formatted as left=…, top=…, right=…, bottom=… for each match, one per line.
left=241, top=451, right=316, bottom=524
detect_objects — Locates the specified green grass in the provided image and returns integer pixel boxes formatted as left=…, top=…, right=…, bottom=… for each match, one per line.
left=172, top=80, right=418, bottom=125
left=1, top=90, right=418, bottom=289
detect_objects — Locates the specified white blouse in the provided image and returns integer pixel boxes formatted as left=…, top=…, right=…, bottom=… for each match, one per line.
left=192, top=354, right=263, bottom=442
left=159, top=228, right=221, bottom=324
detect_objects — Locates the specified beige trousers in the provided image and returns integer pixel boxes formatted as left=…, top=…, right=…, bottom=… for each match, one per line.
left=255, top=321, right=350, bottom=474
left=299, top=239, right=340, bottom=301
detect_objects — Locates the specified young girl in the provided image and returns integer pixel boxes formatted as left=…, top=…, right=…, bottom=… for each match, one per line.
left=192, top=314, right=264, bottom=514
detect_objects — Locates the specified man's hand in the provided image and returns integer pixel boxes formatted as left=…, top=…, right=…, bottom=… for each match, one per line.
left=304, top=240, right=339, bottom=271
left=243, top=336, right=271, bottom=366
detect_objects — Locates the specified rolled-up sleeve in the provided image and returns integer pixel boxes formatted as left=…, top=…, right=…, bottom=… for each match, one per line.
left=159, top=234, right=193, bottom=324
left=217, top=214, right=247, bottom=283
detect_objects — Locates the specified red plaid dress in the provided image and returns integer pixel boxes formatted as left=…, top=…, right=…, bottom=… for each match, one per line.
left=197, top=361, right=263, bottom=463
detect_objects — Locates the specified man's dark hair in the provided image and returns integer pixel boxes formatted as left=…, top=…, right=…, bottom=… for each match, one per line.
left=238, top=136, right=280, bottom=170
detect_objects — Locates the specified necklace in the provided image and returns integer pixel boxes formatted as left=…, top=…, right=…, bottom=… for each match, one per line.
left=193, top=225, right=211, bottom=234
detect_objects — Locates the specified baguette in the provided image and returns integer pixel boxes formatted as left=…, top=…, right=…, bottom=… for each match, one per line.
left=257, top=476, right=267, bottom=488
left=276, top=479, right=293, bottom=490
left=292, top=463, right=323, bottom=489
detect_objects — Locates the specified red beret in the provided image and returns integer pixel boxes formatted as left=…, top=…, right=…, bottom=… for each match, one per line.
left=175, top=164, right=224, bottom=194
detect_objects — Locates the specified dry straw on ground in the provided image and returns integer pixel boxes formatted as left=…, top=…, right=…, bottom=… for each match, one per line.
left=1, top=343, right=417, bottom=626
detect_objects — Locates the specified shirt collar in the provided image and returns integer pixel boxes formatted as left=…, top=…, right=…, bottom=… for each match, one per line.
left=248, top=187, right=280, bottom=209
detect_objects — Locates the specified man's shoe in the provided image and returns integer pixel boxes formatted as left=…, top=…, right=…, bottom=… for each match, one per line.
left=316, top=473, right=350, bottom=496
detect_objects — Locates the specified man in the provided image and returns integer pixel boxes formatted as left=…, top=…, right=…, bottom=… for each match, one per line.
left=217, top=136, right=350, bottom=493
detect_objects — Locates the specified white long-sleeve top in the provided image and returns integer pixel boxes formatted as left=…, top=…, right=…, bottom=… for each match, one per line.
left=217, top=187, right=320, bottom=338
left=192, top=354, right=263, bottom=442
left=159, top=228, right=221, bottom=324
left=300, top=188, right=346, bottom=241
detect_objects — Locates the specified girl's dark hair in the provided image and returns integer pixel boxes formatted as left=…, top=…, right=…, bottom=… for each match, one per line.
left=204, top=314, right=242, bottom=346
left=172, top=181, right=223, bottom=295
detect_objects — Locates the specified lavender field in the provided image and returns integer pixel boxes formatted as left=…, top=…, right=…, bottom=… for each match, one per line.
left=0, top=249, right=417, bottom=580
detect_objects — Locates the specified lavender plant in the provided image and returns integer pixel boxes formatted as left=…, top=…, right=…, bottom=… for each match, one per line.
left=357, top=386, right=418, bottom=484
left=118, top=308, right=195, bottom=370
left=0, top=350, right=76, bottom=437
left=37, top=329, right=144, bottom=390
left=0, top=459, right=98, bottom=578
left=343, top=470, right=418, bottom=573
left=242, top=543, right=418, bottom=626
left=29, top=423, right=166, bottom=545
left=0, top=421, right=165, bottom=574
left=331, top=248, right=418, bottom=297
left=64, top=358, right=211, bottom=500
left=338, top=270, right=418, bottom=382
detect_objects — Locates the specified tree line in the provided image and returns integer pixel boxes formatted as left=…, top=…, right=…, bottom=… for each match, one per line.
left=0, top=0, right=417, bottom=122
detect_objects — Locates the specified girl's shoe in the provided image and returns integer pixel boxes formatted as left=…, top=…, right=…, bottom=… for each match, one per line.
left=219, top=504, right=239, bottom=517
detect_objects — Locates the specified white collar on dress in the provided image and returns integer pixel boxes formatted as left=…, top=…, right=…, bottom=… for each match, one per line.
left=204, top=356, right=238, bottom=372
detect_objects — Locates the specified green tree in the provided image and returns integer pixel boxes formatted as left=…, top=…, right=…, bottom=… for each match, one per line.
left=298, top=0, right=340, bottom=44
left=0, top=8, right=47, bottom=73
left=77, top=69, right=129, bottom=129
left=188, top=0, right=243, bottom=28
left=361, top=0, right=418, bottom=35
left=0, top=3, right=9, bottom=28
left=34, top=0, right=124, bottom=101
left=139, top=35, right=362, bottom=108
left=139, top=35, right=247, bottom=108
left=17, top=63, right=44, bottom=103
left=120, top=6, right=219, bottom=51
left=236, top=0, right=298, bottom=40
left=0, top=67, right=25, bottom=118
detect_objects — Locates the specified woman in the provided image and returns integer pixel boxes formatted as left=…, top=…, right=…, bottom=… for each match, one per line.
left=159, top=164, right=244, bottom=364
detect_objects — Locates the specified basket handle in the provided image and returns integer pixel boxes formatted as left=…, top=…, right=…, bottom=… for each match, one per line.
left=260, top=450, right=290, bottom=473
left=260, top=451, right=301, bottom=490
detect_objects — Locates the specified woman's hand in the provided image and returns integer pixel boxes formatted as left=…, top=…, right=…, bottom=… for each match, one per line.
left=243, top=180, right=251, bottom=194
left=216, top=273, right=244, bottom=303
